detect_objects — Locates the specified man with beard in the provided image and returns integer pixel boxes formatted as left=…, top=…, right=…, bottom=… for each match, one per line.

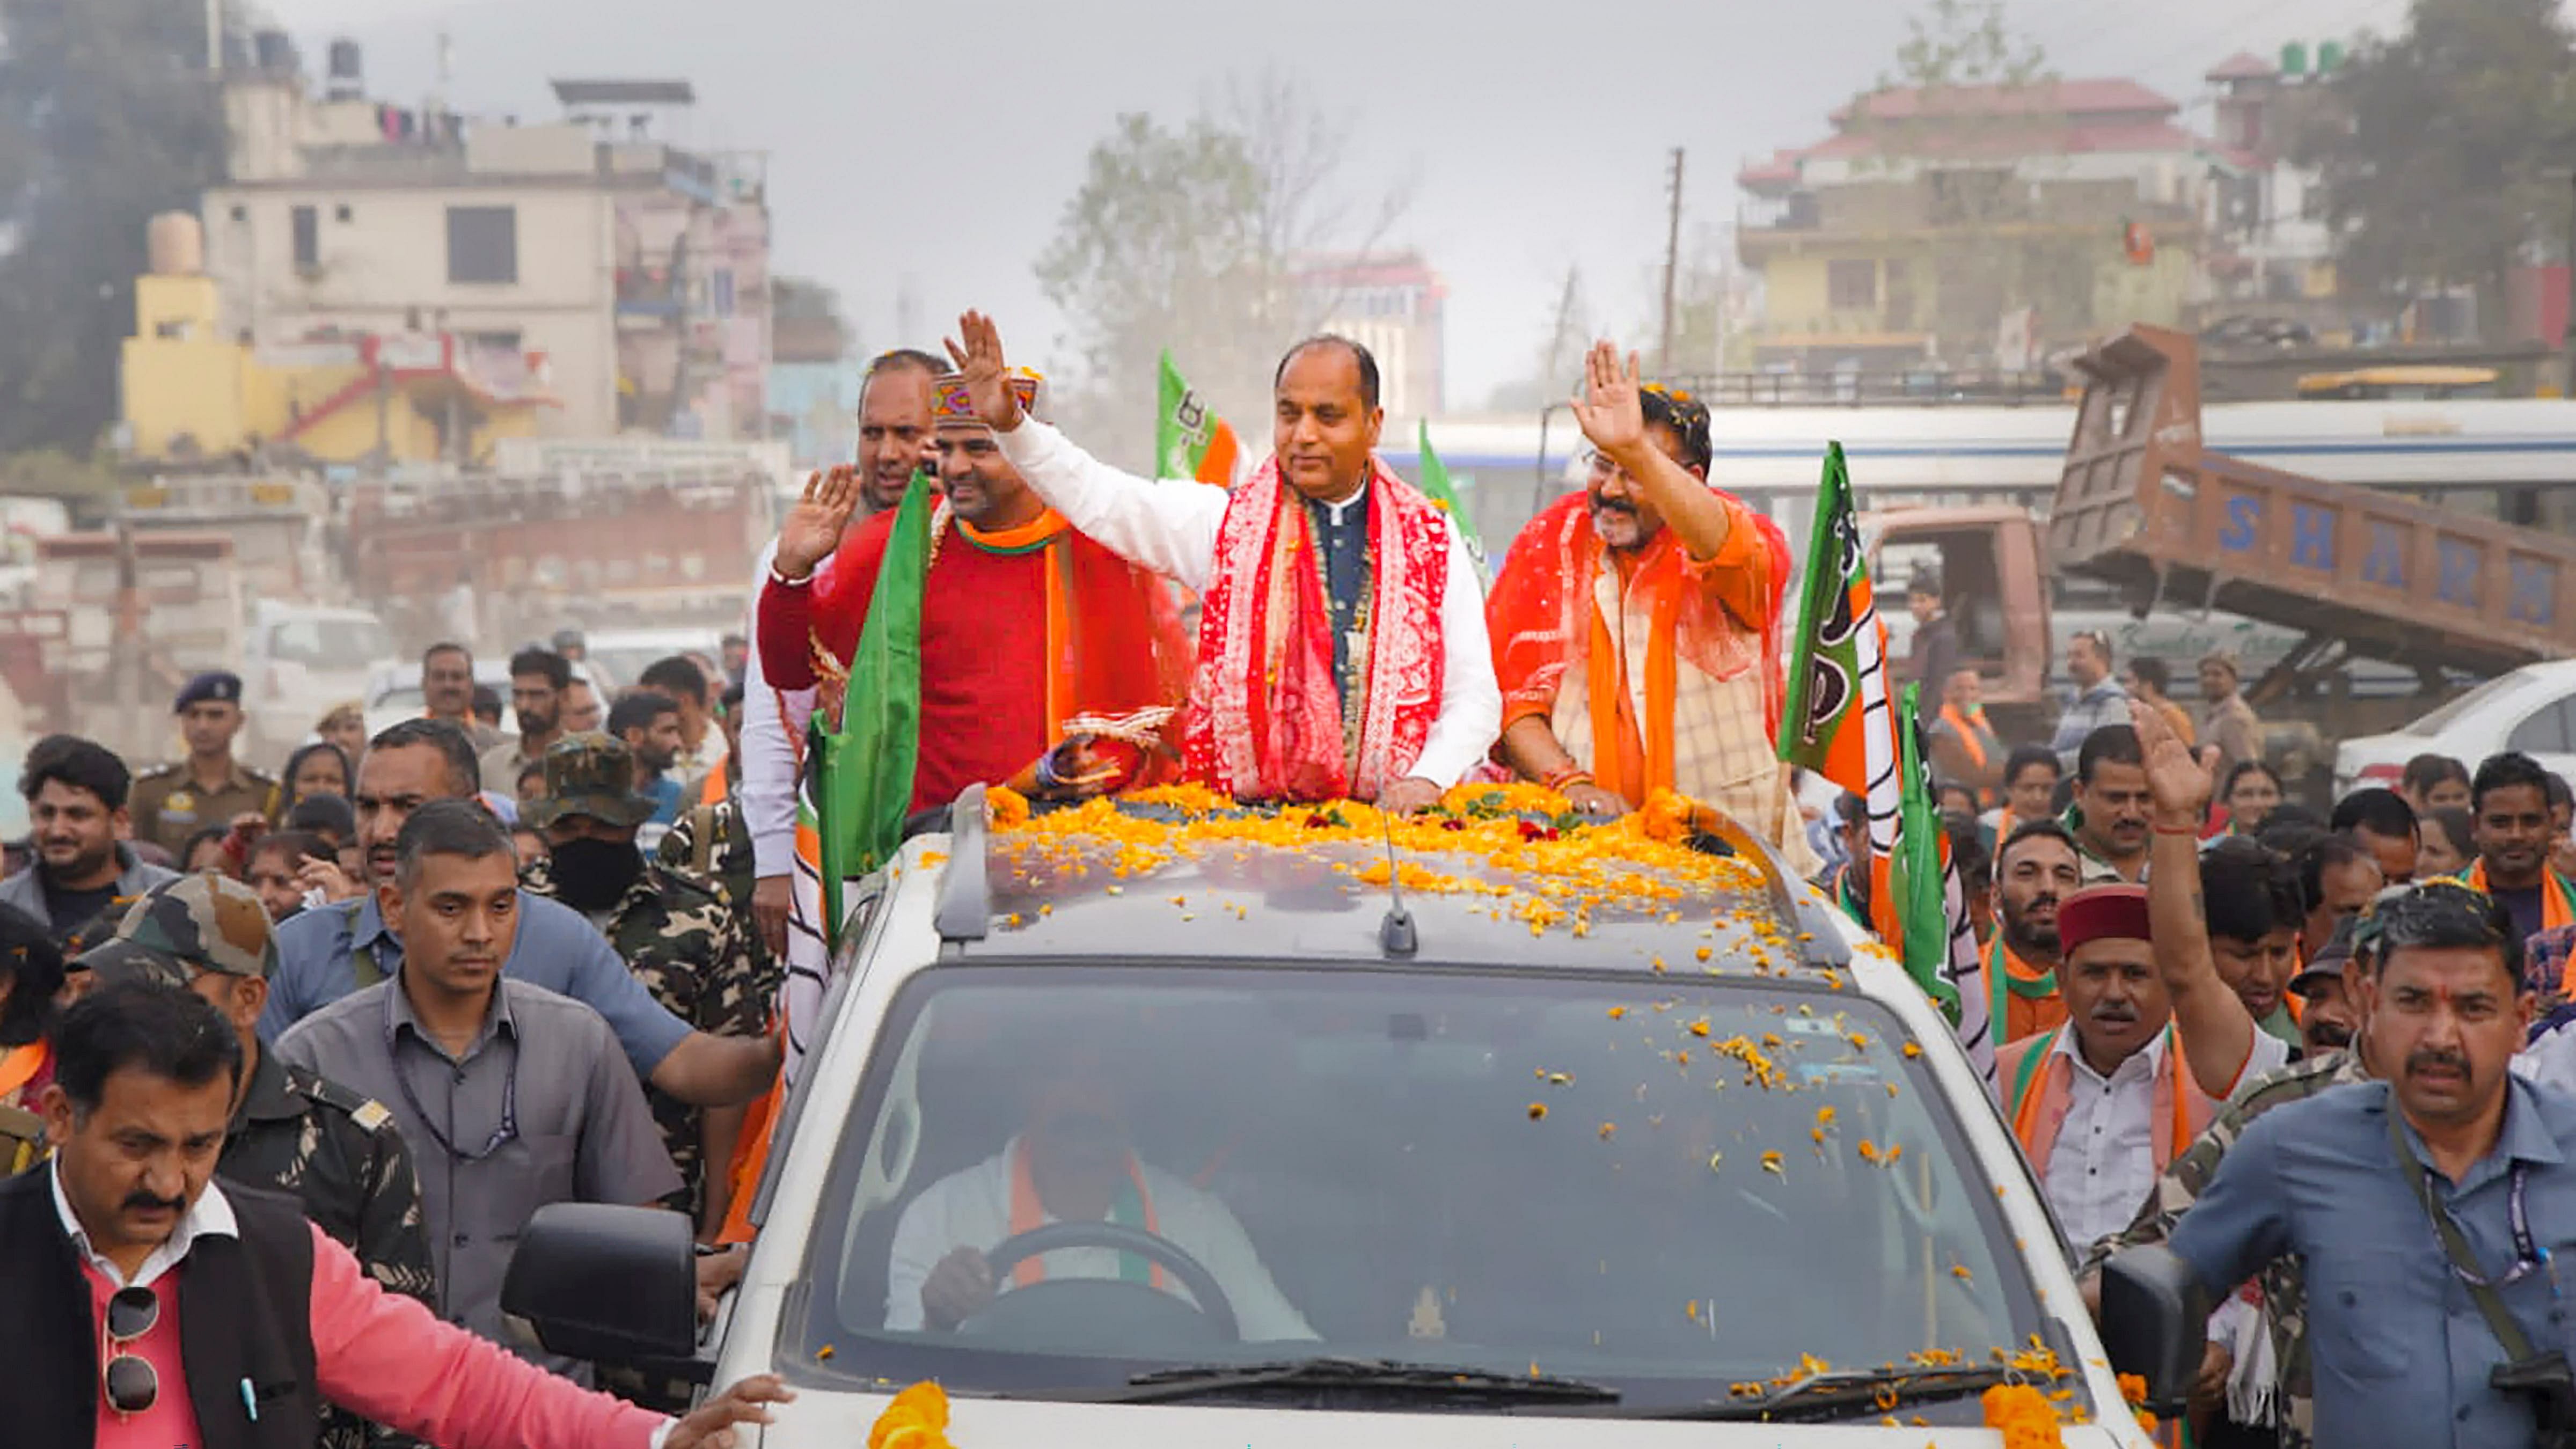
left=888, top=1023, right=1313, bottom=1340
left=2449, top=750, right=2576, bottom=965
left=1988, top=820, right=2082, bottom=1045
left=258, top=719, right=780, bottom=1114
left=2203, top=836, right=2308, bottom=1053
left=478, top=647, right=569, bottom=794
left=608, top=690, right=687, bottom=829
left=958, top=311, right=1500, bottom=812
left=1483, top=346, right=1810, bottom=867
left=523, top=733, right=764, bottom=1239
left=2154, top=880, right=2576, bottom=1449
left=0, top=736, right=178, bottom=944
left=2289, top=917, right=2362, bottom=1057
left=2064, top=723, right=2151, bottom=883
left=2000, top=704, right=2284, bottom=1250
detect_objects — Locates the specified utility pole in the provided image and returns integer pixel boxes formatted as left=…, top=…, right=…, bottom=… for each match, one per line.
left=2563, top=170, right=2576, bottom=394
left=1540, top=265, right=1583, bottom=393
left=1658, top=147, right=1686, bottom=374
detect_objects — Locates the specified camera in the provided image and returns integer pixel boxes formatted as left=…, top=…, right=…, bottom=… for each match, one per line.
left=2491, top=1350, right=2576, bottom=1446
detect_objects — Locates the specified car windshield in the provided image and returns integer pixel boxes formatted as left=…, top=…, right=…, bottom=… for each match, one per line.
left=787, top=963, right=2060, bottom=1418
left=2407, top=671, right=2529, bottom=735
left=268, top=616, right=396, bottom=670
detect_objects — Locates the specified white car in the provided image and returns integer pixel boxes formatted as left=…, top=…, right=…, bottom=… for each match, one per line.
left=2333, top=658, right=2576, bottom=797
left=504, top=788, right=2162, bottom=1447
left=578, top=627, right=727, bottom=696
left=240, top=603, right=401, bottom=760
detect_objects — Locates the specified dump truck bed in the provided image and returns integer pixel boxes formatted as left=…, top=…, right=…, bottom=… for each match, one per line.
left=2047, top=325, right=2576, bottom=679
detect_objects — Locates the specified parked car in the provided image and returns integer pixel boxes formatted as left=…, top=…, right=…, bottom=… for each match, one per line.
left=506, top=788, right=2157, bottom=1447
left=2333, top=658, right=2576, bottom=797
left=242, top=602, right=401, bottom=761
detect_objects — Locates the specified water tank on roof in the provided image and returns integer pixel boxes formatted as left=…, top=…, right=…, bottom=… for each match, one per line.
left=147, top=213, right=204, bottom=277
left=325, top=39, right=362, bottom=101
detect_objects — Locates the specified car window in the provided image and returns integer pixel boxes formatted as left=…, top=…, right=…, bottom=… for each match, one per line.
left=786, top=965, right=2058, bottom=1420
left=2508, top=698, right=2576, bottom=756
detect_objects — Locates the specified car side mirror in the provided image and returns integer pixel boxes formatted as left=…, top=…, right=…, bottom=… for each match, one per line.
left=500, top=1203, right=698, bottom=1363
left=2098, top=1245, right=2208, bottom=1417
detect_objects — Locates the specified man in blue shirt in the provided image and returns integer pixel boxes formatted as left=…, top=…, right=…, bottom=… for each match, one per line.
left=2165, top=881, right=2576, bottom=1449
left=261, top=719, right=775, bottom=1110
left=2050, top=630, right=2128, bottom=777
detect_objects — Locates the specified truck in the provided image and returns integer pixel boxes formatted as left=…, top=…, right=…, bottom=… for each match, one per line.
left=1870, top=323, right=2576, bottom=795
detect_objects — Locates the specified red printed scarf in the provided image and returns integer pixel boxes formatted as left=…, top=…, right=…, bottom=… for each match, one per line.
left=1184, top=457, right=1450, bottom=802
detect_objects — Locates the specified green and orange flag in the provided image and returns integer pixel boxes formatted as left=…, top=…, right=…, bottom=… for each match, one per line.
left=1157, top=350, right=1241, bottom=487
left=813, top=470, right=933, bottom=940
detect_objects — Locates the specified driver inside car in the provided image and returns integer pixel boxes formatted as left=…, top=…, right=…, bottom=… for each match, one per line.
left=886, top=1031, right=1316, bottom=1340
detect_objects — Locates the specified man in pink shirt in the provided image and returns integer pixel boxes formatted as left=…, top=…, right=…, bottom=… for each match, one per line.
left=0, top=979, right=790, bottom=1448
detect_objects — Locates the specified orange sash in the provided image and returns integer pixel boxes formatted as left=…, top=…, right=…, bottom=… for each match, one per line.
left=2003, top=1027, right=2201, bottom=1177
left=1583, top=565, right=1684, bottom=803
left=0, top=1041, right=46, bottom=1102
left=1939, top=703, right=1989, bottom=772
left=1006, top=1137, right=1165, bottom=1291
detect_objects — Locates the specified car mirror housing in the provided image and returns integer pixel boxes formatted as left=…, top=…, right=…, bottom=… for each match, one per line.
left=2098, top=1245, right=2208, bottom=1416
left=501, top=1203, right=699, bottom=1364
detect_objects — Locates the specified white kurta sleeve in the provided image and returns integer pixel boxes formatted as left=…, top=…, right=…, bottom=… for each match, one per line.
left=1400, top=523, right=1503, bottom=787
left=992, top=420, right=1228, bottom=590
left=739, top=539, right=808, bottom=880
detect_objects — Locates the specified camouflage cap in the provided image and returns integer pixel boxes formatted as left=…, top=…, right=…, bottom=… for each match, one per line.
left=112, top=871, right=278, bottom=979
left=525, top=730, right=658, bottom=831
left=75, top=938, right=193, bottom=992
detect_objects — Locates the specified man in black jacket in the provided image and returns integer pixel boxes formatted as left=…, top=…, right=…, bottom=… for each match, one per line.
left=0, top=981, right=788, bottom=1449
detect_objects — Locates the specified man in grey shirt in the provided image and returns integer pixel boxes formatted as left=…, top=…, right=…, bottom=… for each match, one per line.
left=2050, top=630, right=2129, bottom=775
left=280, top=799, right=680, bottom=1374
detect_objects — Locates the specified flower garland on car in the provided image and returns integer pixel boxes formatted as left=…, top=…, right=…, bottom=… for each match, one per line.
left=867, top=1381, right=954, bottom=1449
left=979, top=784, right=1782, bottom=941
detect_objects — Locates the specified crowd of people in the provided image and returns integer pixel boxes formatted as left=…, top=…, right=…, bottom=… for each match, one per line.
left=3, top=309, right=2576, bottom=1444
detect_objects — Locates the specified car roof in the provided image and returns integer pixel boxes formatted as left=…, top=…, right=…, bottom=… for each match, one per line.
left=912, top=787, right=1861, bottom=984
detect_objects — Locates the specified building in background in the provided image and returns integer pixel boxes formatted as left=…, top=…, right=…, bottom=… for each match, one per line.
left=199, top=37, right=770, bottom=450
left=2197, top=51, right=2343, bottom=335
left=765, top=280, right=859, bottom=470
left=1297, top=252, right=1446, bottom=420
left=1736, top=78, right=2211, bottom=375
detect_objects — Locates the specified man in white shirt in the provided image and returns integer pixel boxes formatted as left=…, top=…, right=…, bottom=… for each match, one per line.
left=947, top=311, right=1500, bottom=812
left=888, top=1034, right=1312, bottom=1341
left=1996, top=702, right=2287, bottom=1249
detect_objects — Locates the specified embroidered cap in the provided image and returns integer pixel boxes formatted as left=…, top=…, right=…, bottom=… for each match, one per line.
left=2055, top=883, right=2153, bottom=953
left=932, top=369, right=1046, bottom=427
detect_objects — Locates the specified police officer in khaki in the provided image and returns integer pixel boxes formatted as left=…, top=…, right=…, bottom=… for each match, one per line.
left=129, top=671, right=282, bottom=858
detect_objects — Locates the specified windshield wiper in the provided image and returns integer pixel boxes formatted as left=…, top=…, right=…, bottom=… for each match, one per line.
left=1085, top=1355, right=1620, bottom=1406
left=1562, top=1364, right=2012, bottom=1422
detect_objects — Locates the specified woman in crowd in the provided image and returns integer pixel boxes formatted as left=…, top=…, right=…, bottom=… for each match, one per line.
left=2418, top=804, right=2475, bottom=880
left=0, top=904, right=64, bottom=1173
left=284, top=740, right=352, bottom=805
left=2219, top=759, right=2285, bottom=837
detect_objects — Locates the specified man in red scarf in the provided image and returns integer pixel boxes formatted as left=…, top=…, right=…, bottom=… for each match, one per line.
left=1483, top=342, right=1814, bottom=869
left=950, top=312, right=1499, bottom=813
left=755, top=368, right=1189, bottom=813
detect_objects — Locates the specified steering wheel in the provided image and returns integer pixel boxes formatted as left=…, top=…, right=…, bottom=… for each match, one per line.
left=957, top=1220, right=1241, bottom=1342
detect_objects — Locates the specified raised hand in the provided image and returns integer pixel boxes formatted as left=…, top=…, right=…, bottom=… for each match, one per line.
left=944, top=310, right=1024, bottom=432
left=2131, top=698, right=2212, bottom=828
left=1569, top=340, right=1648, bottom=458
left=774, top=466, right=862, bottom=581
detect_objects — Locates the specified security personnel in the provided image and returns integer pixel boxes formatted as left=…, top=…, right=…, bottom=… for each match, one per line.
left=81, top=872, right=435, bottom=1449
left=128, top=670, right=283, bottom=857
left=523, top=733, right=766, bottom=1235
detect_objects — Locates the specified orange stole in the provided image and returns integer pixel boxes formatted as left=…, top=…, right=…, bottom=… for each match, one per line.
left=2001, top=1027, right=2205, bottom=1179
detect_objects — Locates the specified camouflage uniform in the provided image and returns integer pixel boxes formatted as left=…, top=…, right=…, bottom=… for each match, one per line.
left=524, top=735, right=768, bottom=1219
left=2085, top=1049, right=2372, bottom=1449
left=657, top=789, right=781, bottom=1001
left=89, top=874, right=435, bottom=1449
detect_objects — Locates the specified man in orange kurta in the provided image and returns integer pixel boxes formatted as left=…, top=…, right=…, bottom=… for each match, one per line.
left=1486, top=343, right=1815, bottom=873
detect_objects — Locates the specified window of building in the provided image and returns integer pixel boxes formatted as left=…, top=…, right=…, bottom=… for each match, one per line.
left=334, top=203, right=353, bottom=223
left=1828, top=258, right=1879, bottom=311
left=445, top=206, right=518, bottom=285
left=291, top=206, right=319, bottom=273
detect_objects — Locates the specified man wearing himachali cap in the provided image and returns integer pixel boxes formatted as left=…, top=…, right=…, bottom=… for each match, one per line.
left=1997, top=701, right=2289, bottom=1250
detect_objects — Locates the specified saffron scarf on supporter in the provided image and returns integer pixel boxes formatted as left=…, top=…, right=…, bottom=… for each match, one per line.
left=1987, top=936, right=2063, bottom=1048
left=2003, top=1025, right=2201, bottom=1169
left=1939, top=702, right=1992, bottom=772
left=2458, top=858, right=2576, bottom=935
left=1485, top=491, right=1792, bottom=804
left=1186, top=457, right=1450, bottom=802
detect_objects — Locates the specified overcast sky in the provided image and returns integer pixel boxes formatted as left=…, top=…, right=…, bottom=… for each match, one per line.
left=251, top=0, right=2417, bottom=411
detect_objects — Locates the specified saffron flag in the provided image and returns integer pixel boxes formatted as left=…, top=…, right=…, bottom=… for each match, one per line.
left=1157, top=350, right=1241, bottom=487
left=1781, top=446, right=1990, bottom=1081
left=1414, top=420, right=1482, bottom=554
left=814, top=470, right=933, bottom=940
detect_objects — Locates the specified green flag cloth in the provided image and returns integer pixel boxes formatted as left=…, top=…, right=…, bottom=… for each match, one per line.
left=1892, top=680, right=1961, bottom=1021
left=816, top=470, right=933, bottom=941
left=1157, top=350, right=1241, bottom=486
left=1414, top=420, right=1479, bottom=550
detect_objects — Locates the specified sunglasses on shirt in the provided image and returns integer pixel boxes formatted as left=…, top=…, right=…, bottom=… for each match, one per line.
left=101, top=1284, right=158, bottom=1416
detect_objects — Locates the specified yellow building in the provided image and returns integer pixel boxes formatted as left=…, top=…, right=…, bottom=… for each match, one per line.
left=1737, top=78, right=2212, bottom=372
left=120, top=213, right=556, bottom=467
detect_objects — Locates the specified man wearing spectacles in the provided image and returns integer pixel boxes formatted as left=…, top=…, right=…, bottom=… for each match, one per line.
left=1484, top=341, right=1814, bottom=872
left=0, top=980, right=790, bottom=1447
left=2146, top=873, right=2576, bottom=1449
left=277, top=800, right=684, bottom=1379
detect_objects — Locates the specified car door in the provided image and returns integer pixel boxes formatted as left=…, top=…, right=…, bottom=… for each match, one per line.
left=2502, top=691, right=2576, bottom=788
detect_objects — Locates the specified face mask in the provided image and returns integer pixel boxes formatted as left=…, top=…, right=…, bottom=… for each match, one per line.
left=549, top=835, right=643, bottom=913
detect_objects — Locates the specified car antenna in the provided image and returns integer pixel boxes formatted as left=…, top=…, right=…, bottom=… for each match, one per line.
left=1378, top=810, right=1418, bottom=957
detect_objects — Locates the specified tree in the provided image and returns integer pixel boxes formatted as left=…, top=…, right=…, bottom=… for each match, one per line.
left=1035, top=71, right=1409, bottom=468
left=2292, top=0, right=2576, bottom=332
left=0, top=0, right=228, bottom=456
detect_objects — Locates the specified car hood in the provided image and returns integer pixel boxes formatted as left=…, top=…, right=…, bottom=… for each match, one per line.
left=753, top=1388, right=2145, bottom=1447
